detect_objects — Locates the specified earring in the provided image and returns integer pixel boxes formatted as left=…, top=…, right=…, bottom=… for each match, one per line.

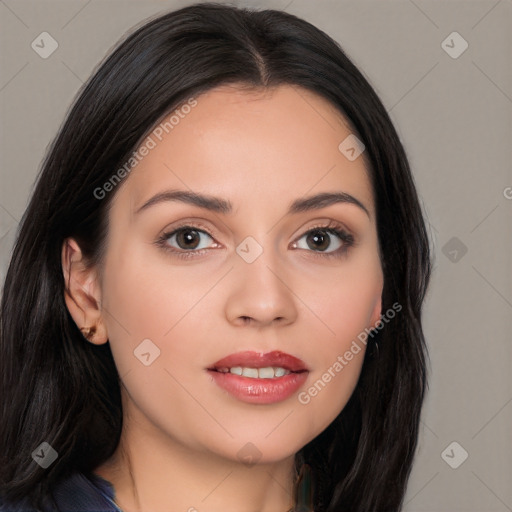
left=80, top=325, right=97, bottom=341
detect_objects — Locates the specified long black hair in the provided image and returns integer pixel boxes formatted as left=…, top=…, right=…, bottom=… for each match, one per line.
left=0, top=3, right=431, bottom=510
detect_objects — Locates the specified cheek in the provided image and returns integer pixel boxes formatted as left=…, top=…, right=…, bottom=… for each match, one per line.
left=102, top=237, right=222, bottom=322
left=99, top=242, right=167, bottom=376
left=100, top=241, right=227, bottom=397
left=99, top=250, right=219, bottom=448
left=297, top=255, right=381, bottom=432
left=307, top=253, right=382, bottom=351
left=296, top=304, right=370, bottom=437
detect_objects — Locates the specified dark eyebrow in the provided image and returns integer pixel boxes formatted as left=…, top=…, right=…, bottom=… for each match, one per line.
left=135, top=190, right=232, bottom=215
left=289, top=192, right=369, bottom=218
left=135, top=189, right=370, bottom=218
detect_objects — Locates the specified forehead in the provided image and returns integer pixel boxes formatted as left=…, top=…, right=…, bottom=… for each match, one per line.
left=115, top=83, right=374, bottom=218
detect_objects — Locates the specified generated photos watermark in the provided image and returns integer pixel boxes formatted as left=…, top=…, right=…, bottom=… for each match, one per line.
left=93, top=97, right=198, bottom=200
left=298, top=302, right=402, bottom=405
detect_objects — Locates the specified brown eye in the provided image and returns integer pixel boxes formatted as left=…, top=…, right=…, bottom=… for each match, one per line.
left=162, top=227, right=215, bottom=251
left=292, top=223, right=355, bottom=258
left=175, top=228, right=201, bottom=249
left=305, top=230, right=331, bottom=252
left=295, top=228, right=344, bottom=253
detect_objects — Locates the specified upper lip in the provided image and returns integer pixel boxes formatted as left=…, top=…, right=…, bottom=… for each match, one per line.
left=208, top=350, right=309, bottom=372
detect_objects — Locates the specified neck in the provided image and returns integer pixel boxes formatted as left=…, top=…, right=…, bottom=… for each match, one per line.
left=93, top=402, right=297, bottom=512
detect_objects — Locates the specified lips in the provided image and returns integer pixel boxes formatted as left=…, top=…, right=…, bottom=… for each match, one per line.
left=209, top=350, right=308, bottom=372
left=207, top=350, right=309, bottom=405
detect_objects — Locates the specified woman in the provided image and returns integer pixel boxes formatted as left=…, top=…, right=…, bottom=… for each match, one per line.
left=0, top=2, right=431, bottom=511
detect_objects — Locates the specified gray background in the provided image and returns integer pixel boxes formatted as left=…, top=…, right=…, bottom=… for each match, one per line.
left=1, top=0, right=511, bottom=510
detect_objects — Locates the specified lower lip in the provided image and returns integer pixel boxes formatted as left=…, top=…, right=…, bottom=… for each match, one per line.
left=208, top=370, right=309, bottom=404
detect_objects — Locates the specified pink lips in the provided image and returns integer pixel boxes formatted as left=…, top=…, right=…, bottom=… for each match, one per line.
left=210, top=350, right=308, bottom=372
left=207, top=350, right=309, bottom=405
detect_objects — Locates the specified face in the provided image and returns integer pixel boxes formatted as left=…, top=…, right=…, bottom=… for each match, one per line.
left=70, top=84, right=383, bottom=465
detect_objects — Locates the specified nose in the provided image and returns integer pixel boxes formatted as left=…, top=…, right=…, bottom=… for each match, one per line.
left=224, top=246, right=298, bottom=329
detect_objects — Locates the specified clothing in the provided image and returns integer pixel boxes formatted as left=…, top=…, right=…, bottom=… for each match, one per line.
left=0, top=472, right=121, bottom=512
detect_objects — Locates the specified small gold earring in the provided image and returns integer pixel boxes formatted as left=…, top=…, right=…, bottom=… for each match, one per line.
left=80, top=325, right=97, bottom=341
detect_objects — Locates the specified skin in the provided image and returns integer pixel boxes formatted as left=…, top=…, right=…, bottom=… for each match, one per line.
left=62, top=84, right=383, bottom=512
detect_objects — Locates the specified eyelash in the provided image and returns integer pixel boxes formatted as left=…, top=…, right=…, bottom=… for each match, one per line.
left=155, top=220, right=355, bottom=261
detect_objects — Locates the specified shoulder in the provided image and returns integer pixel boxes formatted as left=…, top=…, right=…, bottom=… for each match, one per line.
left=53, top=471, right=121, bottom=511
left=0, top=471, right=120, bottom=512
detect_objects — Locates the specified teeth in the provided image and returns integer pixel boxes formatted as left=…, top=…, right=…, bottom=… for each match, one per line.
left=242, top=367, right=259, bottom=378
left=226, top=366, right=291, bottom=379
left=258, top=367, right=274, bottom=379
left=274, top=367, right=286, bottom=377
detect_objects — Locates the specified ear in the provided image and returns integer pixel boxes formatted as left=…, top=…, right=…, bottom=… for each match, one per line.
left=62, top=238, right=108, bottom=345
